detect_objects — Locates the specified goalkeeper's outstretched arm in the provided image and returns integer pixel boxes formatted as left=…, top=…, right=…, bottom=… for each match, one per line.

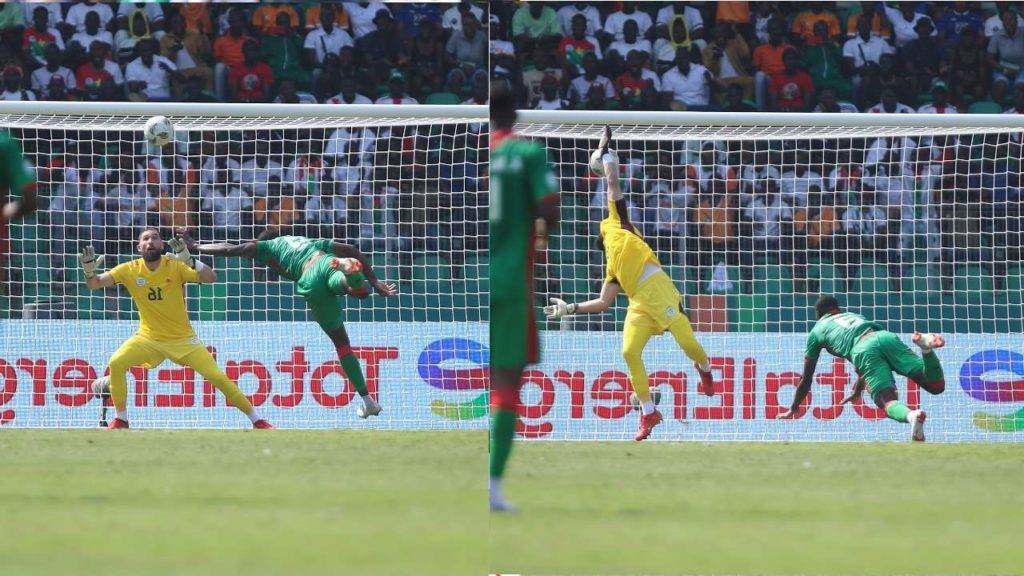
left=544, top=281, right=621, bottom=319
left=80, top=245, right=115, bottom=290
left=594, top=126, right=636, bottom=233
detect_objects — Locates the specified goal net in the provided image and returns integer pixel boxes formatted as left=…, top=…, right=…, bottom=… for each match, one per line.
left=0, top=102, right=488, bottom=429
left=517, top=110, right=1024, bottom=442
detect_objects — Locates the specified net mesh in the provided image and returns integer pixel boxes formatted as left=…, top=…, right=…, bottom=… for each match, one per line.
left=519, top=117, right=1024, bottom=442
left=1, top=108, right=489, bottom=429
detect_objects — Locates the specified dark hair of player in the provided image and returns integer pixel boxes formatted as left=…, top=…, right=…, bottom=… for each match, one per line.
left=490, top=81, right=516, bottom=130
left=815, top=295, right=841, bottom=318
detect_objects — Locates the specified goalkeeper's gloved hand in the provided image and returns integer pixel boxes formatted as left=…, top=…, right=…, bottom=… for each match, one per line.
left=544, top=297, right=577, bottom=320
left=79, top=245, right=105, bottom=280
left=168, top=236, right=195, bottom=268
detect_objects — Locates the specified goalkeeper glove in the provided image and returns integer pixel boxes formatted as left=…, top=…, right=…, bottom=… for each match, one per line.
left=544, top=297, right=577, bottom=320
left=167, top=236, right=195, bottom=268
left=79, top=245, right=105, bottom=280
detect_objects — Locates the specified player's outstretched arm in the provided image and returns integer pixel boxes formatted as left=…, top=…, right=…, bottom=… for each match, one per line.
left=544, top=281, right=620, bottom=319
left=194, top=241, right=257, bottom=259
left=779, top=356, right=819, bottom=419
left=169, top=228, right=216, bottom=283
left=80, top=245, right=115, bottom=290
left=331, top=242, right=396, bottom=296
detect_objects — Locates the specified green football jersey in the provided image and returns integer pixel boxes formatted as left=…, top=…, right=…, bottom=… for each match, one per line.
left=805, top=311, right=883, bottom=361
left=0, top=130, right=33, bottom=208
left=255, top=235, right=334, bottom=281
left=489, top=135, right=558, bottom=302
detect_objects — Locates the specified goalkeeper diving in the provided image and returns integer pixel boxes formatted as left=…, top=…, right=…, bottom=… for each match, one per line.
left=81, top=228, right=272, bottom=429
left=194, top=229, right=397, bottom=419
left=780, top=295, right=946, bottom=441
left=544, top=127, right=716, bottom=441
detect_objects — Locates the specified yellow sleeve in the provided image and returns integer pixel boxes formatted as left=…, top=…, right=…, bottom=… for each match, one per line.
left=606, top=197, right=620, bottom=223
left=108, top=262, right=130, bottom=285
left=176, top=259, right=200, bottom=284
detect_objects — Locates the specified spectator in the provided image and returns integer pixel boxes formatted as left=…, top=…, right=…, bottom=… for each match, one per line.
left=736, top=146, right=780, bottom=206
left=741, top=179, right=792, bottom=283
left=463, top=70, right=489, bottom=105
left=616, top=49, right=661, bottom=109
left=179, top=3, right=212, bottom=35
left=442, top=1, right=485, bottom=34
left=65, top=0, right=115, bottom=34
left=256, top=177, right=299, bottom=234
left=845, top=1, right=891, bottom=40
left=22, top=3, right=60, bottom=30
left=228, top=39, right=273, bottom=103
left=692, top=179, right=738, bottom=278
left=702, top=23, right=753, bottom=103
left=843, top=15, right=895, bottom=82
left=790, top=2, right=840, bottom=47
left=768, top=48, right=814, bottom=112
left=326, top=75, right=372, bottom=104
left=250, top=2, right=299, bottom=34
left=602, top=2, right=654, bottom=44
left=557, top=2, right=602, bottom=37
left=114, top=8, right=155, bottom=64
left=802, top=20, right=852, bottom=98
left=1005, top=82, right=1024, bottom=112
left=357, top=9, right=405, bottom=70
left=884, top=1, right=936, bottom=48
left=22, top=6, right=65, bottom=67
left=76, top=40, right=124, bottom=101
left=304, top=3, right=354, bottom=68
left=608, top=19, right=652, bottom=61
left=126, top=38, right=180, bottom=102
left=426, top=68, right=467, bottom=105
left=984, top=7, right=1024, bottom=38
left=274, top=77, right=317, bottom=104
left=918, top=80, right=958, bottom=113
left=153, top=169, right=197, bottom=234
left=375, top=71, right=418, bottom=104
left=180, top=75, right=217, bottom=102
left=31, top=44, right=76, bottom=98
left=988, top=10, right=1024, bottom=85
left=490, top=15, right=517, bottom=78
left=239, top=140, right=283, bottom=198
left=753, top=2, right=783, bottom=44
left=511, top=2, right=561, bottom=52
left=661, top=46, right=716, bottom=111
left=686, top=142, right=736, bottom=194
left=779, top=150, right=822, bottom=207
left=446, top=12, right=486, bottom=72
left=828, top=148, right=864, bottom=198
left=345, top=2, right=390, bottom=40
left=866, top=86, right=914, bottom=112
left=950, top=27, right=989, bottom=104
left=69, top=10, right=114, bottom=63
left=753, top=18, right=794, bottom=110
left=160, top=12, right=214, bottom=96
left=567, top=51, right=613, bottom=107
left=117, top=2, right=165, bottom=33
left=392, top=3, right=442, bottom=38
left=840, top=190, right=889, bottom=284
left=656, top=2, right=705, bottom=42
left=259, top=11, right=310, bottom=91
left=653, top=16, right=699, bottom=73
left=558, top=13, right=602, bottom=73
left=213, top=9, right=252, bottom=100
left=201, top=165, right=251, bottom=241
left=813, top=86, right=858, bottom=112
left=523, top=47, right=563, bottom=107
left=721, top=82, right=756, bottom=111
left=0, top=66, right=34, bottom=101
left=935, top=1, right=983, bottom=43
left=902, top=17, right=945, bottom=79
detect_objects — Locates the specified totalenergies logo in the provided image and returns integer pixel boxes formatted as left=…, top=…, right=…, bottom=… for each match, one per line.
left=418, top=338, right=489, bottom=420
left=960, top=350, right=1024, bottom=432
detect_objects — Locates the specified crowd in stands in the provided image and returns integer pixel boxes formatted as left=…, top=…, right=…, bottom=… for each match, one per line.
left=0, top=1, right=489, bottom=104
left=491, top=1, right=1024, bottom=114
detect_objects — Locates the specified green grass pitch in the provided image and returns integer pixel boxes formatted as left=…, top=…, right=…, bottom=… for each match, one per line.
left=0, top=430, right=485, bottom=576
left=491, top=442, right=1024, bottom=576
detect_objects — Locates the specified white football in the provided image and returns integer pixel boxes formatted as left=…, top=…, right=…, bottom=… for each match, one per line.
left=589, top=148, right=606, bottom=176
left=144, top=115, right=174, bottom=147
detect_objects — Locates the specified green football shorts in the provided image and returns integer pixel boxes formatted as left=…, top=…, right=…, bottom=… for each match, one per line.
left=850, top=330, right=925, bottom=403
left=296, top=256, right=346, bottom=332
left=490, top=296, right=538, bottom=369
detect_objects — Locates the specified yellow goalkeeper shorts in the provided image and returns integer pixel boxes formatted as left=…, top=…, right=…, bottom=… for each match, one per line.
left=625, top=271, right=686, bottom=334
left=109, top=333, right=207, bottom=369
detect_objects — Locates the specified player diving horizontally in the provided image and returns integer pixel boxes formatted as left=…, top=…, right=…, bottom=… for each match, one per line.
left=194, top=229, right=397, bottom=419
left=544, top=127, right=716, bottom=441
left=780, top=295, right=946, bottom=441
left=82, top=228, right=272, bottom=429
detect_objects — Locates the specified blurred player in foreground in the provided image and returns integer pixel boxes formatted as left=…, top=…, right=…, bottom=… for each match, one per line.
left=545, top=127, right=716, bottom=441
left=82, top=228, right=271, bottom=429
left=195, top=229, right=397, bottom=419
left=489, top=82, right=560, bottom=512
left=0, top=128, right=37, bottom=297
left=780, top=295, right=946, bottom=441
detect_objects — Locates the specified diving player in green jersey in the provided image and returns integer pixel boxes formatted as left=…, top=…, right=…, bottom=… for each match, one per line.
left=489, top=82, right=560, bottom=512
left=780, top=296, right=946, bottom=441
left=195, top=228, right=398, bottom=419
left=0, top=130, right=38, bottom=296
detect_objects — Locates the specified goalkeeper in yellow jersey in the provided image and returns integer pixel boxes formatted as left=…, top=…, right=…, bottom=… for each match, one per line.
left=544, top=127, right=716, bottom=441
left=81, top=228, right=271, bottom=429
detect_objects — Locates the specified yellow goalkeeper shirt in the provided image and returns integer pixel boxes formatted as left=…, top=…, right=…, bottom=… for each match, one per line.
left=109, top=256, right=200, bottom=341
left=600, top=198, right=661, bottom=297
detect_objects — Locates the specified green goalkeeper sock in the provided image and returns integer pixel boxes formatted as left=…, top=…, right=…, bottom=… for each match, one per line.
left=489, top=409, right=517, bottom=479
left=339, top=353, right=369, bottom=397
left=886, top=401, right=911, bottom=423
left=922, top=351, right=944, bottom=383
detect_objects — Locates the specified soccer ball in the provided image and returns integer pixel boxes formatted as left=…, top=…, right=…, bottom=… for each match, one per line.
left=144, top=115, right=174, bottom=147
left=628, top=389, right=662, bottom=409
left=589, top=148, right=606, bottom=176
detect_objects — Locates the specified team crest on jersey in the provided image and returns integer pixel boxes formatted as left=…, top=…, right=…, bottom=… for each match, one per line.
left=666, top=306, right=676, bottom=317
left=136, top=277, right=146, bottom=286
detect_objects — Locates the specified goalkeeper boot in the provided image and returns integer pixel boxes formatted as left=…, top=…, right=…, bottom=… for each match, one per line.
left=695, top=363, right=715, bottom=396
left=252, top=419, right=274, bottom=429
left=912, top=332, right=945, bottom=352
left=908, top=409, right=927, bottom=442
left=357, top=397, right=382, bottom=419
left=635, top=409, right=663, bottom=441
left=106, top=418, right=129, bottom=430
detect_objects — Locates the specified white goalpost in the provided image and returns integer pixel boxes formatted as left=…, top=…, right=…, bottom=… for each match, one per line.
left=0, top=102, right=489, bottom=429
left=516, top=109, right=1024, bottom=442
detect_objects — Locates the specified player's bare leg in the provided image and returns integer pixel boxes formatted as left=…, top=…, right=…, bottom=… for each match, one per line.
left=490, top=367, right=522, bottom=512
left=325, top=325, right=380, bottom=418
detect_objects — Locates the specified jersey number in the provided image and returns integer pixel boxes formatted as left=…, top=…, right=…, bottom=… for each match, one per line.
left=832, top=313, right=862, bottom=329
left=283, top=236, right=310, bottom=250
left=147, top=287, right=164, bottom=301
